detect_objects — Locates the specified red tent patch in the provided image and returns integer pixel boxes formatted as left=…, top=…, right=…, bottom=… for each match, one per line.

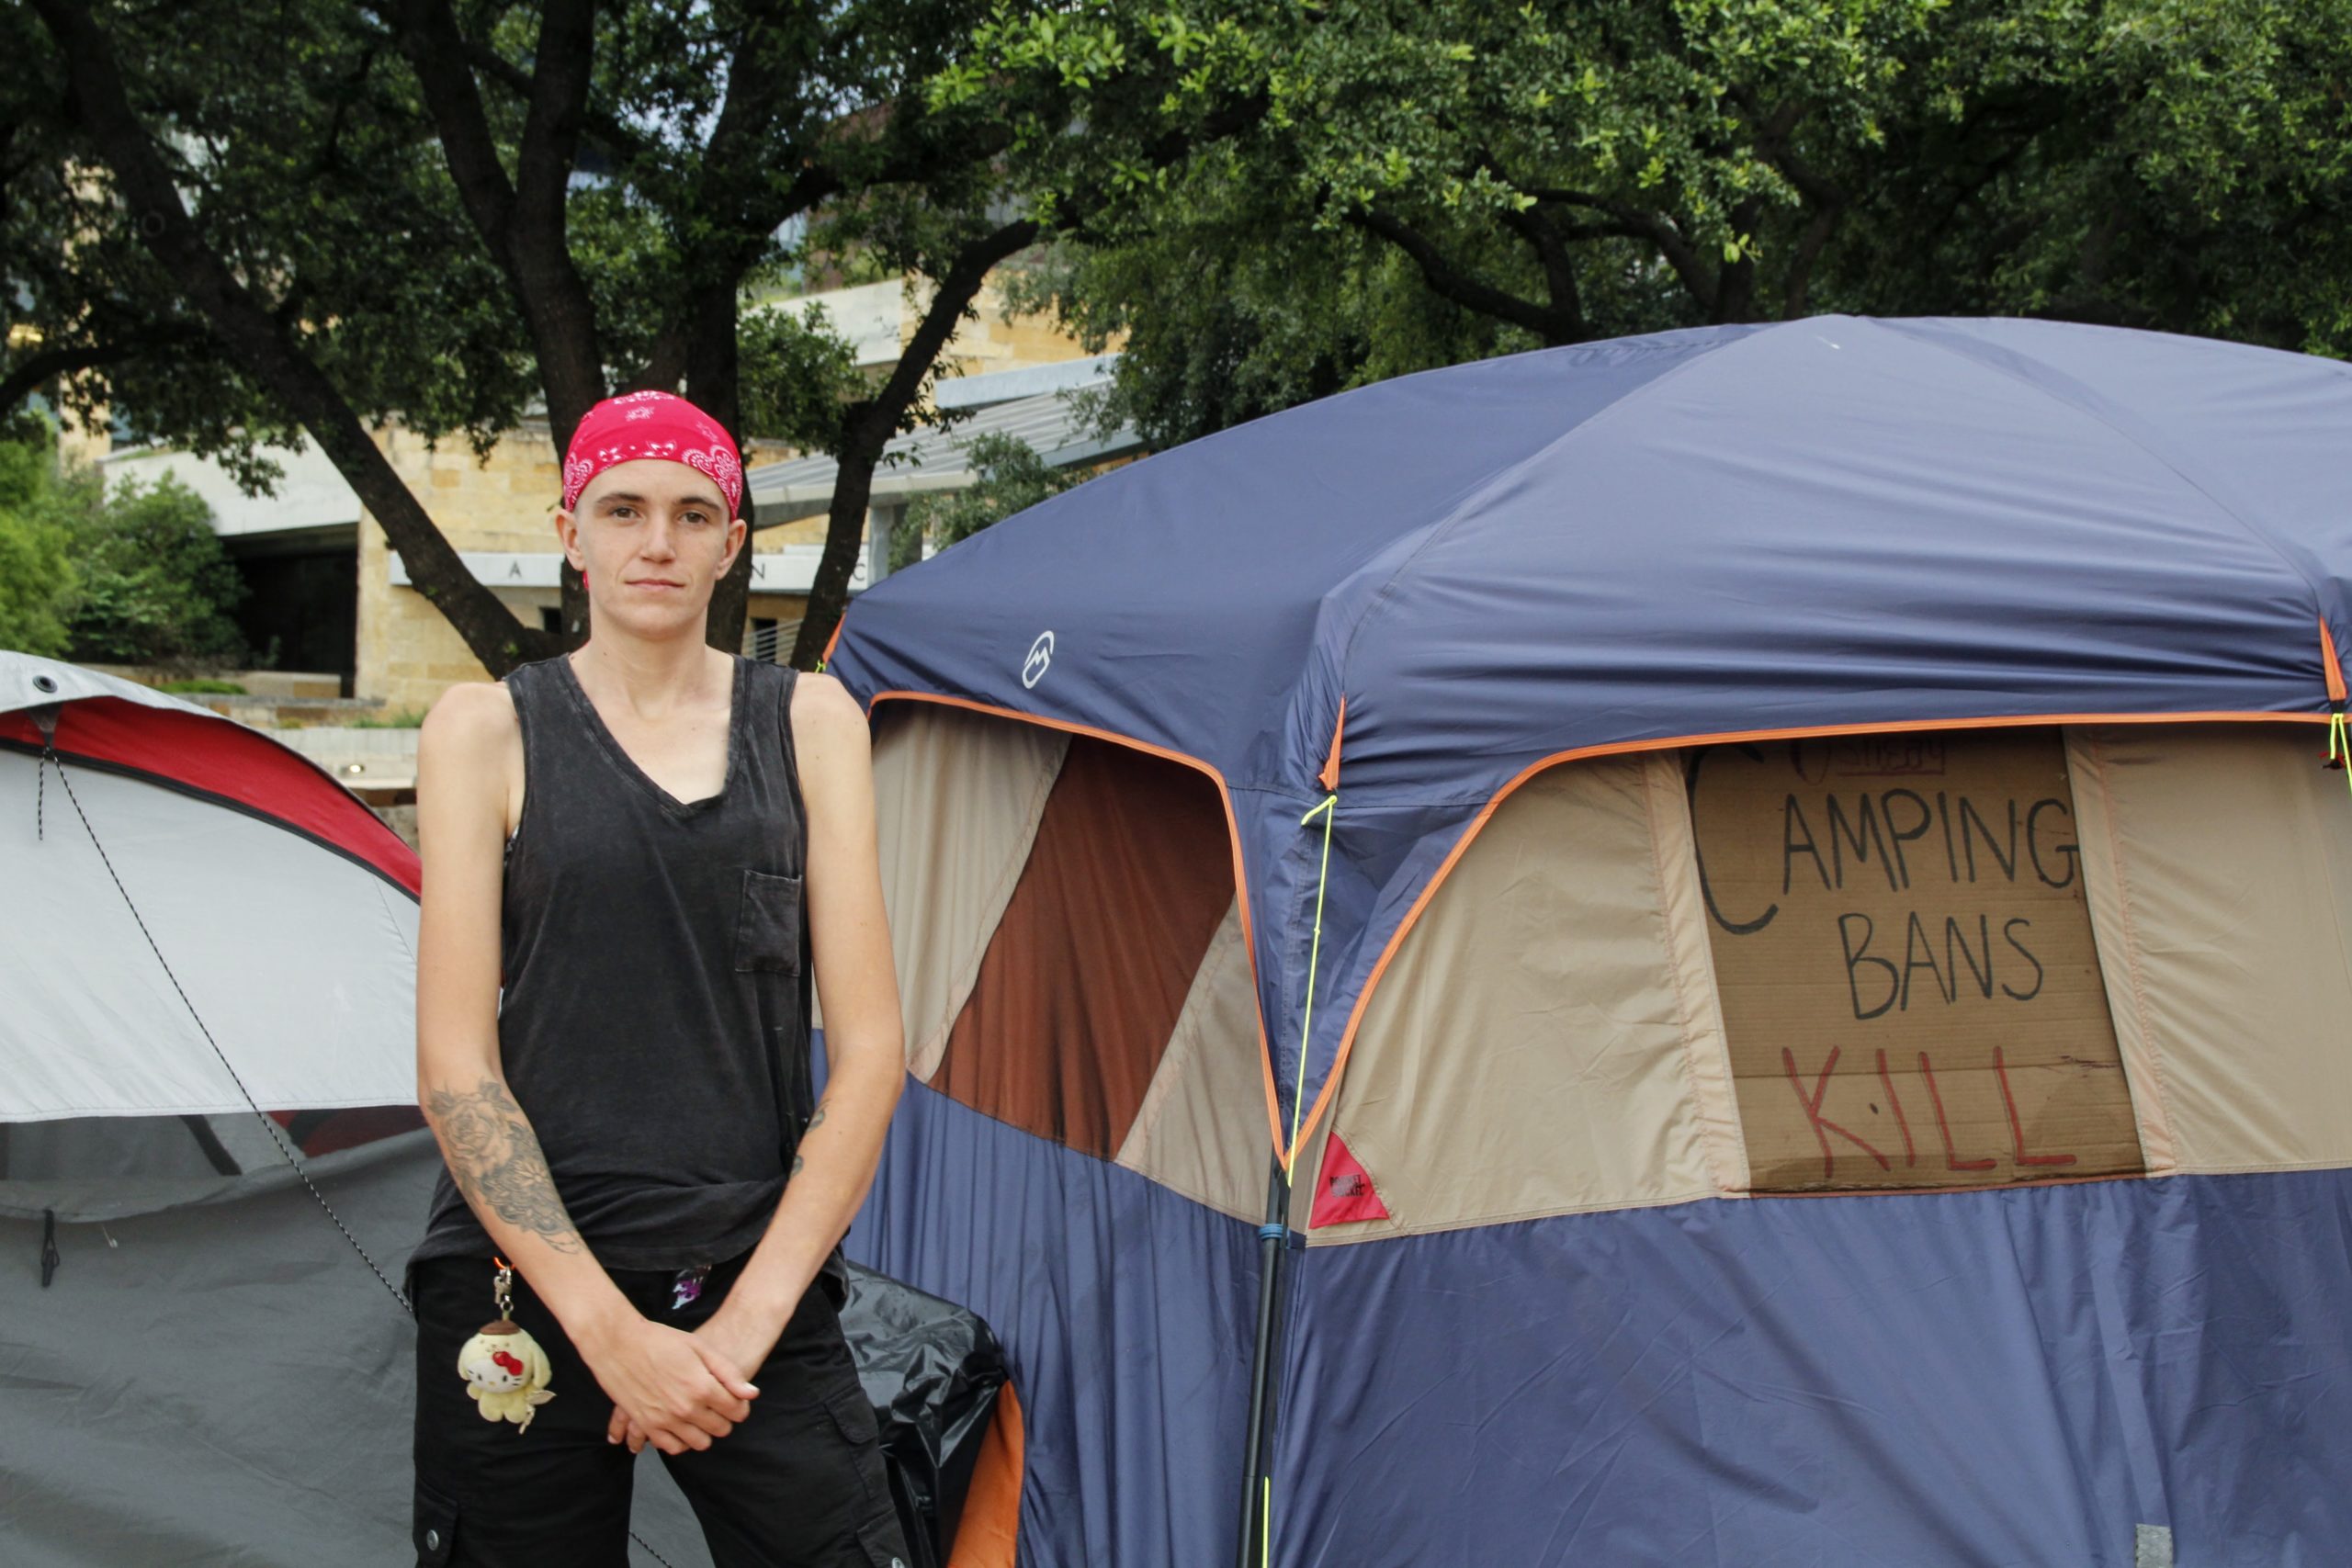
left=1309, top=1131, right=1391, bottom=1227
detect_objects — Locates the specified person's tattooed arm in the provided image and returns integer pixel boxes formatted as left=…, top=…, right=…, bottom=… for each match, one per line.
left=422, top=1075, right=583, bottom=1255
left=789, top=1102, right=830, bottom=1178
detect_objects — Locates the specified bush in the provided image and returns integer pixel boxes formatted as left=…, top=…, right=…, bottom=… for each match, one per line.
left=0, top=429, right=78, bottom=656
left=156, top=678, right=249, bottom=694
left=0, top=508, right=74, bottom=657
left=63, top=472, right=247, bottom=669
left=895, top=433, right=1088, bottom=570
left=0, top=424, right=248, bottom=670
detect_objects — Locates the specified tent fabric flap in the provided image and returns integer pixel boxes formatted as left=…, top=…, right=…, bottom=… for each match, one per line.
left=2068, top=722, right=2352, bottom=1175
left=1300, top=753, right=1721, bottom=1236
left=1306, top=722, right=2352, bottom=1239
left=1270, top=1168, right=2350, bottom=1568
left=1, top=749, right=422, bottom=1122
left=926, top=735, right=1235, bottom=1158
left=868, top=703, right=1069, bottom=1078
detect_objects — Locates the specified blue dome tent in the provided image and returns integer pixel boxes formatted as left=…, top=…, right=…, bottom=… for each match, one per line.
left=827, top=317, right=2352, bottom=1566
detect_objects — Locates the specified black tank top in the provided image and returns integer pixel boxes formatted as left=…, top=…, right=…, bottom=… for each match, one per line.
left=409, top=654, right=840, bottom=1295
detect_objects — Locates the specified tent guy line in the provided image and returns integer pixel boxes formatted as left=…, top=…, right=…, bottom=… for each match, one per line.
left=30, top=729, right=413, bottom=1312
left=25, top=707, right=698, bottom=1568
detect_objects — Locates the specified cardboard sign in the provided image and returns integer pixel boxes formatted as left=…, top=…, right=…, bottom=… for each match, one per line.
left=1690, top=729, right=2143, bottom=1192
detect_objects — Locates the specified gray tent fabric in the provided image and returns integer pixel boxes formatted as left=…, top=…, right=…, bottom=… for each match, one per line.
left=0, top=652, right=219, bottom=721
left=0, top=745, right=422, bottom=1122
left=2, top=1113, right=298, bottom=1196
left=0, top=1130, right=718, bottom=1568
left=2, top=652, right=994, bottom=1562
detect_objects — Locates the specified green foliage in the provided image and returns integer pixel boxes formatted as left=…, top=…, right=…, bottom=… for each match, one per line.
left=1824, top=0, right=2352, bottom=356
left=155, top=678, right=248, bottom=694
left=0, top=423, right=246, bottom=666
left=736, top=304, right=865, bottom=455
left=348, top=708, right=429, bottom=728
left=1, top=0, right=536, bottom=481
left=62, top=471, right=248, bottom=669
left=962, top=0, right=2352, bottom=445
left=0, top=514, right=75, bottom=658
left=895, top=434, right=1091, bottom=568
left=0, top=432, right=78, bottom=657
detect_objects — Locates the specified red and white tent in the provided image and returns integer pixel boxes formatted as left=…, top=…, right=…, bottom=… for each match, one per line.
left=0, top=652, right=419, bottom=1137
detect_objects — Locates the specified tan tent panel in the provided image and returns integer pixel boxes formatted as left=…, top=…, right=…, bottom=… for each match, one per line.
left=1638, top=751, right=1749, bottom=1194
left=1690, top=728, right=2142, bottom=1192
left=2068, top=723, right=2352, bottom=1175
left=1306, top=720, right=2352, bottom=1241
left=871, top=703, right=2352, bottom=1233
left=869, top=703, right=1069, bottom=1079
left=930, top=736, right=1236, bottom=1158
left=1306, top=752, right=1727, bottom=1242
left=1114, top=902, right=1270, bottom=1221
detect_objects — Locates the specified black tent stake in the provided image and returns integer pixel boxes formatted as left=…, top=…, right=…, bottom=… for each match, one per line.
left=1236, top=1158, right=1291, bottom=1568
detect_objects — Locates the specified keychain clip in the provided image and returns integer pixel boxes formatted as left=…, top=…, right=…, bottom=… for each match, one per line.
left=458, top=1255, right=556, bottom=1433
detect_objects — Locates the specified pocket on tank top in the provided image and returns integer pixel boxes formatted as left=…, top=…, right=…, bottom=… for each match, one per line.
left=733, top=869, right=804, bottom=974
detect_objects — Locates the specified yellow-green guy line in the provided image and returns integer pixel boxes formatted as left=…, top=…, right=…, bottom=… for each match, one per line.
left=1285, top=792, right=1340, bottom=1176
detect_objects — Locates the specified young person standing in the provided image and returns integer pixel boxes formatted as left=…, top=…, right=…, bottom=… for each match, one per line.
left=407, top=391, right=911, bottom=1567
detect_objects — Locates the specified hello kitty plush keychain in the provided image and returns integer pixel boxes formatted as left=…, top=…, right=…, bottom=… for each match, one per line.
left=457, top=1256, right=556, bottom=1433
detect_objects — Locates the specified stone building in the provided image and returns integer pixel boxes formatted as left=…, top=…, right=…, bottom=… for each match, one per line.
left=96, top=278, right=1127, bottom=713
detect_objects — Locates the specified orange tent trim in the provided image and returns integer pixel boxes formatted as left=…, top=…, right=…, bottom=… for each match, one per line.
left=946, top=1382, right=1025, bottom=1567
left=1280, top=705, right=2334, bottom=1165
left=864, top=691, right=1286, bottom=1155
left=1318, top=698, right=1347, bottom=795
left=853, top=683, right=2329, bottom=1167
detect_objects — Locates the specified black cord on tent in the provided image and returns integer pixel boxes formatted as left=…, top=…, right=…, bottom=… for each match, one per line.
left=34, top=738, right=689, bottom=1568
left=33, top=701, right=57, bottom=840
left=40, top=745, right=414, bottom=1313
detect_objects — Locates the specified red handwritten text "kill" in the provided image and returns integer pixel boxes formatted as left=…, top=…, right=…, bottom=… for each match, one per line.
left=1781, top=1045, right=2077, bottom=1181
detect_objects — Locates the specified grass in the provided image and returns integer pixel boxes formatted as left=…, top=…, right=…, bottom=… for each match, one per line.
left=156, top=678, right=247, bottom=694
left=348, top=708, right=428, bottom=728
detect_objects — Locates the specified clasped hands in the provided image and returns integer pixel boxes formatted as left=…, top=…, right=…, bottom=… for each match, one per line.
left=584, top=1306, right=781, bottom=1456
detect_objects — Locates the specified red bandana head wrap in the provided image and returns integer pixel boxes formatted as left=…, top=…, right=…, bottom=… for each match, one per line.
left=560, top=391, right=744, bottom=520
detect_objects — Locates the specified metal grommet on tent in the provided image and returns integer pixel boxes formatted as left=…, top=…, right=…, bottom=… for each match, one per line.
left=31, top=673, right=56, bottom=694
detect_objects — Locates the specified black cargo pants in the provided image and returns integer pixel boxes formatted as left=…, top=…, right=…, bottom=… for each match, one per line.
left=412, top=1249, right=910, bottom=1568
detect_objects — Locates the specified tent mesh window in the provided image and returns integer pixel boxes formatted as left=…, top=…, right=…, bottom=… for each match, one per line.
left=927, top=734, right=1234, bottom=1158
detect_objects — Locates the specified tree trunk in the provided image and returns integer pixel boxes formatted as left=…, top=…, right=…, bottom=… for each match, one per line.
left=791, top=220, right=1039, bottom=669
left=35, top=0, right=551, bottom=677
left=686, top=283, right=752, bottom=653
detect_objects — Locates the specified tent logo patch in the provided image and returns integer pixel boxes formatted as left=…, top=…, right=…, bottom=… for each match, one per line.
left=1310, top=1131, right=1391, bottom=1227
left=1022, top=630, right=1056, bottom=689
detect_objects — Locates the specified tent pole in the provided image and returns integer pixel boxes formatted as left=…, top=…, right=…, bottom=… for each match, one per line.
left=1237, top=1156, right=1290, bottom=1568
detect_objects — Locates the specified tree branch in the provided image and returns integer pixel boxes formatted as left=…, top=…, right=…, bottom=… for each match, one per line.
left=1713, top=196, right=1762, bottom=322
left=390, top=0, right=605, bottom=434
left=32, top=0, right=550, bottom=674
left=1473, top=150, right=1587, bottom=343
left=790, top=217, right=1041, bottom=668
left=1344, top=206, right=1578, bottom=342
left=0, top=321, right=206, bottom=412
left=1736, top=96, right=1847, bottom=318
left=458, top=28, right=653, bottom=165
